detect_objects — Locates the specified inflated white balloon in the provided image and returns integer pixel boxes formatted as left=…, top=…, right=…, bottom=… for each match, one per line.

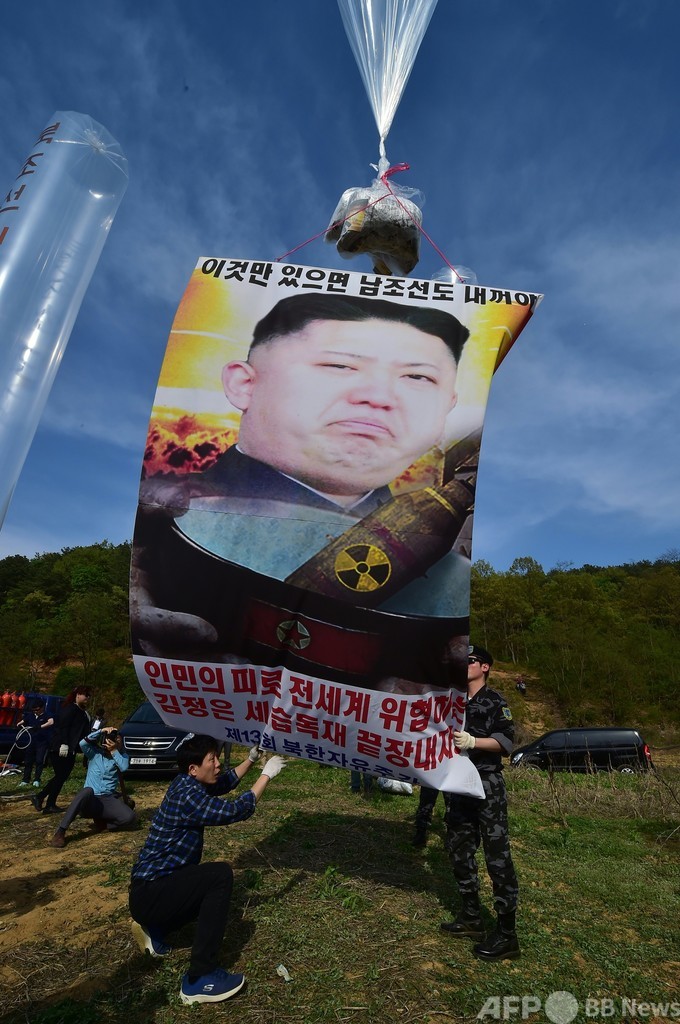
left=0, top=112, right=128, bottom=527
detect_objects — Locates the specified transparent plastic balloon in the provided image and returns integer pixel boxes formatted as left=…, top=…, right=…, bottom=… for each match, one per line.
left=0, top=112, right=128, bottom=528
left=431, top=265, right=478, bottom=286
left=338, top=0, right=438, bottom=167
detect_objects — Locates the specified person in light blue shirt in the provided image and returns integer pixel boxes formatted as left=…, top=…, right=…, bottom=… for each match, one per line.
left=49, top=728, right=135, bottom=848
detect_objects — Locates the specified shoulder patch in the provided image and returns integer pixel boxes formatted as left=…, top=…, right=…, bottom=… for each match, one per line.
left=502, top=707, right=513, bottom=720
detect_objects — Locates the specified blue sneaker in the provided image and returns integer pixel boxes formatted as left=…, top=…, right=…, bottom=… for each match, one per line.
left=131, top=920, right=172, bottom=958
left=180, top=968, right=245, bottom=1004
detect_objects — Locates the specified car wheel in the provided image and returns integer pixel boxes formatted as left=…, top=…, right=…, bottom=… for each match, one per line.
left=617, top=765, right=636, bottom=775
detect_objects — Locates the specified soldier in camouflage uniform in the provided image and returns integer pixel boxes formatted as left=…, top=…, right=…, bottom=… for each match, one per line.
left=440, top=644, right=520, bottom=960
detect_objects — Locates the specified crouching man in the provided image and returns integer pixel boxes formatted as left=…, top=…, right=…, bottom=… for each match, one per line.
left=49, top=727, right=136, bottom=848
left=128, top=734, right=285, bottom=1006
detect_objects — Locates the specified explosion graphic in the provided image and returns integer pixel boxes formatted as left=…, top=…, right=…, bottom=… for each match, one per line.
left=142, top=412, right=239, bottom=478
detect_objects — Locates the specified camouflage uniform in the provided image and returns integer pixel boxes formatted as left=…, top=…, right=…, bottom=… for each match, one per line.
left=444, top=685, right=518, bottom=913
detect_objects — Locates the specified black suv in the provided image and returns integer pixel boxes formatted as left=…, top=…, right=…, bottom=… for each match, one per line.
left=119, top=701, right=232, bottom=776
left=119, top=702, right=191, bottom=775
left=510, top=728, right=653, bottom=774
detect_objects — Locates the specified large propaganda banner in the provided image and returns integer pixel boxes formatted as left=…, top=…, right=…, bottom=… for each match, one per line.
left=130, top=257, right=541, bottom=794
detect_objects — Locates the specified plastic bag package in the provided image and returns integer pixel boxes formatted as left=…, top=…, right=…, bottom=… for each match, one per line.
left=377, top=777, right=414, bottom=795
left=326, top=174, right=423, bottom=276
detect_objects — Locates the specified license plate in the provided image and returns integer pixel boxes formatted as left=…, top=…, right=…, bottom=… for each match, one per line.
left=130, top=757, right=157, bottom=765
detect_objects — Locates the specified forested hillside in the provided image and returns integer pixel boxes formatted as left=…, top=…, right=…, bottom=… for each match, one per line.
left=0, top=542, right=678, bottom=737
left=470, top=553, right=680, bottom=737
left=0, top=541, right=139, bottom=716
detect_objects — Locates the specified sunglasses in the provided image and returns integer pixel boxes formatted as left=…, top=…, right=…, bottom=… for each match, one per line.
left=468, top=656, right=482, bottom=665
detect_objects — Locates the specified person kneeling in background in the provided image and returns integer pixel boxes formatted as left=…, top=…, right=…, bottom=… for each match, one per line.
left=128, top=734, right=286, bottom=1006
left=49, top=726, right=136, bottom=848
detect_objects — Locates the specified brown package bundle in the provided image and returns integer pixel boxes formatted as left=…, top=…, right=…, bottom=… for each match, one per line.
left=326, top=176, right=424, bottom=277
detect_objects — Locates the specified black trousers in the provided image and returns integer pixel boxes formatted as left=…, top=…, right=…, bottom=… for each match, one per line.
left=415, top=785, right=441, bottom=829
left=129, top=861, right=233, bottom=978
left=37, top=752, right=76, bottom=807
left=23, top=742, right=49, bottom=783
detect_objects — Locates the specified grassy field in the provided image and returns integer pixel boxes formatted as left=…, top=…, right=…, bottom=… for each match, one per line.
left=0, top=756, right=678, bottom=1024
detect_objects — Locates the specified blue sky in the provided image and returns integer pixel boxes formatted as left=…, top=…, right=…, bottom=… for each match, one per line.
left=0, top=0, right=678, bottom=571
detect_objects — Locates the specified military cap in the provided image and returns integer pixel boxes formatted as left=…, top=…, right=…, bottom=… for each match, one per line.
left=468, top=643, right=494, bottom=667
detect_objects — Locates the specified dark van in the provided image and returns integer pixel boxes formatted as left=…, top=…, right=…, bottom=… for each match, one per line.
left=510, top=728, right=653, bottom=774
left=0, top=692, right=63, bottom=762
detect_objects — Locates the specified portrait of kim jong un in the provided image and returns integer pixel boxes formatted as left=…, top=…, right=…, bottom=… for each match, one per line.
left=131, top=260, right=521, bottom=691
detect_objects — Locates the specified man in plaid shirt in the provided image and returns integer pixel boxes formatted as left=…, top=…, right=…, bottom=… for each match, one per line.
left=129, top=734, right=285, bottom=1005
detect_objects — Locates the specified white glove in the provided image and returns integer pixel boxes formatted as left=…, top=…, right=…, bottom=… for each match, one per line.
left=58, top=744, right=69, bottom=758
left=454, top=730, right=476, bottom=751
left=261, top=755, right=286, bottom=780
left=248, top=745, right=263, bottom=763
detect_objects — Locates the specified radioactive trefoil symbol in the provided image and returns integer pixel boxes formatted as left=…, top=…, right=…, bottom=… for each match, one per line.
left=335, top=544, right=391, bottom=592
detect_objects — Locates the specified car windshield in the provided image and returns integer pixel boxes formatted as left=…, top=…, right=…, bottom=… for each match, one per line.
left=127, top=703, right=162, bottom=725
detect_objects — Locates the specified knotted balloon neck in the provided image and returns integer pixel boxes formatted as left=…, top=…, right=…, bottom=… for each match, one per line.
left=380, top=162, right=410, bottom=183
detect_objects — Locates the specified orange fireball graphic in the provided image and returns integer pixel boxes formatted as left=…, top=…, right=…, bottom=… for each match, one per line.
left=143, top=413, right=239, bottom=477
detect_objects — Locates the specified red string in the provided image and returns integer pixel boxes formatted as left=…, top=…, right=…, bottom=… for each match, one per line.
left=379, top=169, right=462, bottom=281
left=275, top=163, right=463, bottom=283
left=381, top=162, right=410, bottom=179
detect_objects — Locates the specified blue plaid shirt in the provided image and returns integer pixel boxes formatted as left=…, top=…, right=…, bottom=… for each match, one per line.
left=130, top=769, right=256, bottom=882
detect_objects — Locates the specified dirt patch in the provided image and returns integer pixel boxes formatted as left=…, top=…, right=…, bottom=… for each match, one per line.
left=0, top=782, right=167, bottom=1011
left=649, top=747, right=680, bottom=769
left=492, top=669, right=564, bottom=745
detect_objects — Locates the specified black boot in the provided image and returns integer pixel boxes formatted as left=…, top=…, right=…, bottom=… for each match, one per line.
left=412, top=826, right=427, bottom=847
left=440, top=895, right=485, bottom=938
left=474, top=910, right=520, bottom=960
